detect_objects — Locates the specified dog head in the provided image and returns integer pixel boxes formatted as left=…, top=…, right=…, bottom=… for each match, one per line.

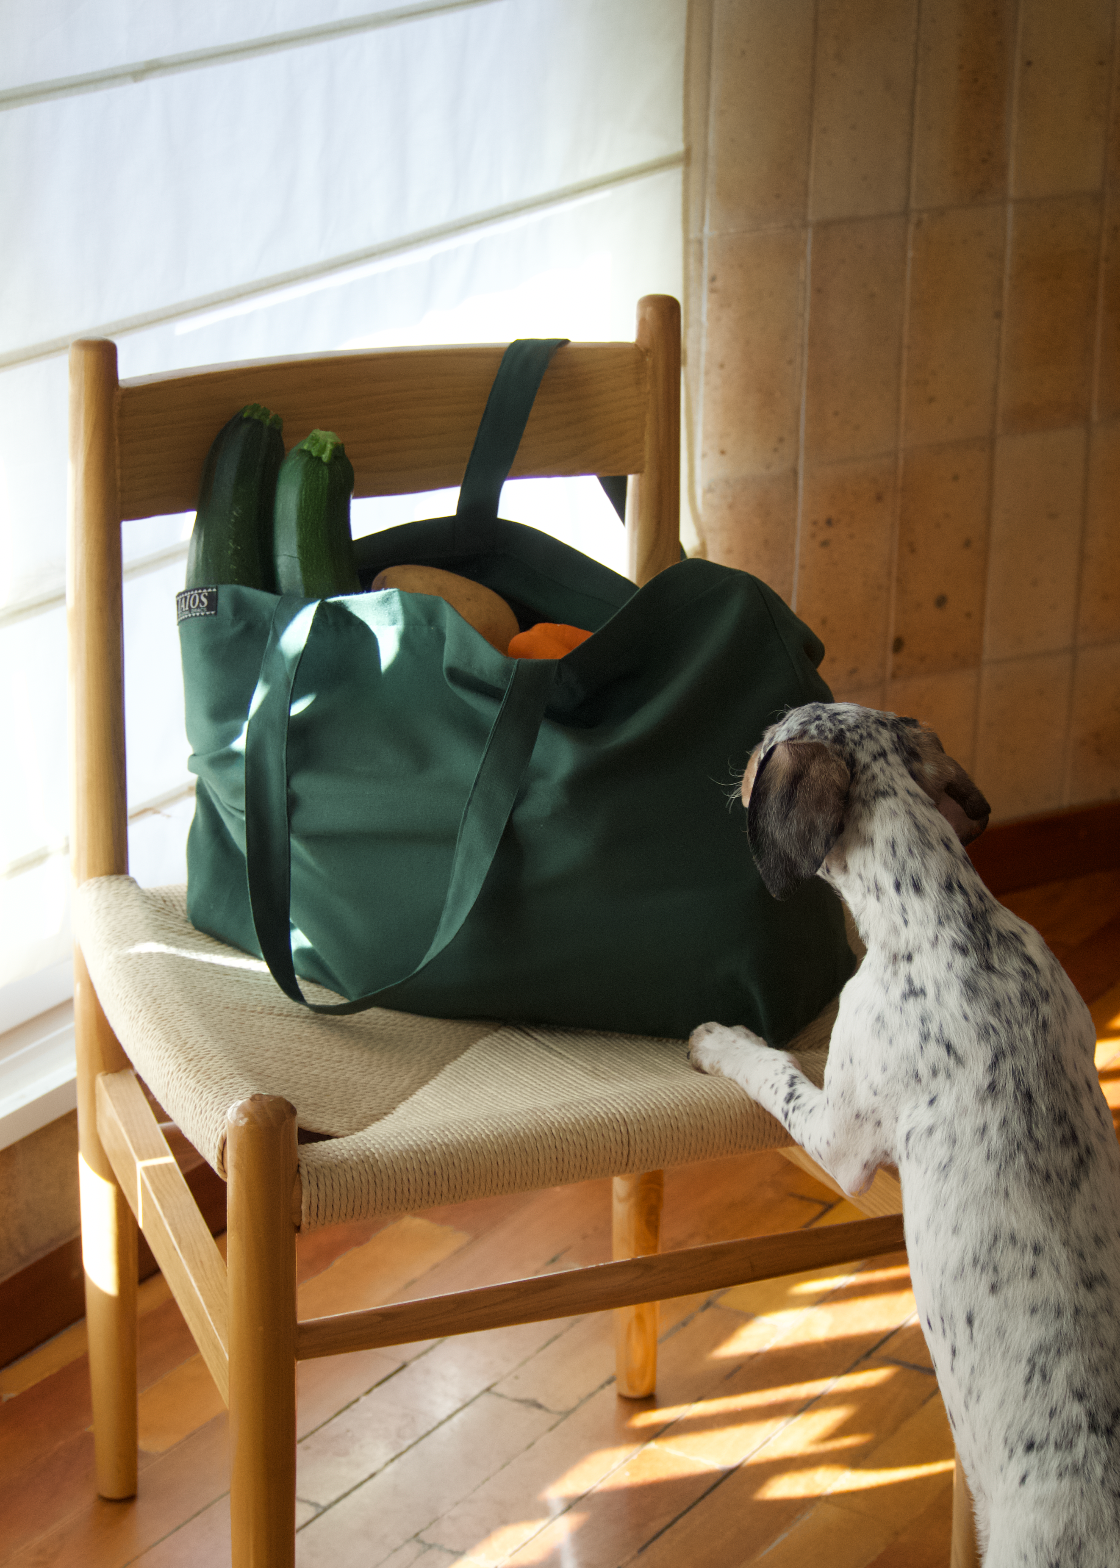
left=742, top=704, right=991, bottom=900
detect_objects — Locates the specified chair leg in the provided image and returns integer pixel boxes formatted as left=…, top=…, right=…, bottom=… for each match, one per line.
left=227, top=1094, right=299, bottom=1568
left=612, top=1170, right=664, bottom=1398
left=75, top=950, right=138, bottom=1500
left=80, top=1155, right=139, bottom=1497
left=950, top=1452, right=980, bottom=1567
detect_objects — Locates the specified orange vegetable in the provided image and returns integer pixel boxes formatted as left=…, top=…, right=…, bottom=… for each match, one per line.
left=507, top=622, right=592, bottom=659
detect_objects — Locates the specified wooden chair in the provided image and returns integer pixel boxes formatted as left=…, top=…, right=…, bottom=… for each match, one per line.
left=68, top=295, right=949, bottom=1566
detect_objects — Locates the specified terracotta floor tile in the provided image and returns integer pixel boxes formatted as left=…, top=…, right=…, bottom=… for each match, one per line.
left=808, top=1198, right=872, bottom=1228
left=0, top=1271, right=175, bottom=1402
left=0, top=1320, right=90, bottom=1402
left=634, top=1367, right=937, bottom=1568
left=0, top=1353, right=93, bottom=1477
left=0, top=1282, right=203, bottom=1497
left=400, top=1184, right=614, bottom=1306
left=649, top=1300, right=771, bottom=1401
left=712, top=1261, right=914, bottom=1376
left=650, top=1387, right=853, bottom=1479
left=427, top=1304, right=743, bottom=1564
left=706, top=1332, right=877, bottom=1411
left=6, top=1413, right=230, bottom=1568
left=865, top=1316, right=935, bottom=1375
left=594, top=1330, right=935, bottom=1566
left=424, top=1382, right=644, bottom=1566
left=500, top=1440, right=722, bottom=1568
left=1060, top=914, right=1120, bottom=1005
left=296, top=1214, right=397, bottom=1284
left=1091, top=978, right=1120, bottom=1035
left=491, top=1311, right=616, bottom=1413
left=439, top=1298, right=768, bottom=1568
left=297, top=1345, right=413, bottom=1440
left=743, top=1499, right=893, bottom=1567
left=1096, top=1041, right=1120, bottom=1076
left=417, top=1317, right=577, bottom=1401
left=1094, top=980, right=1120, bottom=1073
left=295, top=1391, right=557, bottom=1565
left=832, top=1468, right=956, bottom=1540
left=660, top=1154, right=834, bottom=1248
left=614, top=1289, right=712, bottom=1359
left=138, top=1353, right=225, bottom=1454
left=296, top=1377, right=470, bottom=1510
left=610, top=1461, right=809, bottom=1568
left=134, top=1301, right=210, bottom=1395
left=383, top=1544, right=463, bottom=1568
left=717, top=1260, right=864, bottom=1354
left=719, top=1328, right=913, bottom=1408
left=768, top=1158, right=845, bottom=1209
left=746, top=1377, right=943, bottom=1504
left=298, top=1216, right=470, bottom=1319
left=414, top=1189, right=537, bottom=1243
left=860, top=1481, right=955, bottom=1568
left=824, top=1392, right=955, bottom=1531
left=771, top=1264, right=916, bottom=1352
left=0, top=1398, right=169, bottom=1560
left=297, top=1325, right=567, bottom=1506
left=0, top=1424, right=99, bottom=1559
left=655, top=1357, right=932, bottom=1477
left=627, top=1369, right=830, bottom=1447
left=128, top=1494, right=230, bottom=1566
left=731, top=1402, right=874, bottom=1501
left=1000, top=871, right=1120, bottom=952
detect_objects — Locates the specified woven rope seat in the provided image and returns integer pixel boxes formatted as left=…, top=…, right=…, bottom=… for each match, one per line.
left=74, top=875, right=837, bottom=1233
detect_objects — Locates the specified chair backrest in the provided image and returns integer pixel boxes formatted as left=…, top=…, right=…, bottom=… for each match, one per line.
left=67, top=295, right=681, bottom=896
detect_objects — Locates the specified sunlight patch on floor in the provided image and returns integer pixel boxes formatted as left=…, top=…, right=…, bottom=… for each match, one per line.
left=759, top=1455, right=954, bottom=1500
left=628, top=1365, right=894, bottom=1430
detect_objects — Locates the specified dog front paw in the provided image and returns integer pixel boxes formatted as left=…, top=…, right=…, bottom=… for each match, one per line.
left=689, top=1021, right=769, bottom=1081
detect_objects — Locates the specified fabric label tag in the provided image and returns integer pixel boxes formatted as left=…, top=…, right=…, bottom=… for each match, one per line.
left=176, top=587, right=218, bottom=622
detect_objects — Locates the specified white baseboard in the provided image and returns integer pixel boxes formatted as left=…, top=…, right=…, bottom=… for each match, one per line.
left=0, top=1001, right=76, bottom=1151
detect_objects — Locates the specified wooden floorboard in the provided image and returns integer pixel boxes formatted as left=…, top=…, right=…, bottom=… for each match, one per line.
left=3, top=868, right=1119, bottom=1568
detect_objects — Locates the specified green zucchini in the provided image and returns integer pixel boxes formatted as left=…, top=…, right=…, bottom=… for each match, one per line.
left=185, top=404, right=284, bottom=591
left=271, top=429, right=361, bottom=598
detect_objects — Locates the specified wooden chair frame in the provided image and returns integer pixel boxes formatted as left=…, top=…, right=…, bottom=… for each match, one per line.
left=68, top=296, right=964, bottom=1566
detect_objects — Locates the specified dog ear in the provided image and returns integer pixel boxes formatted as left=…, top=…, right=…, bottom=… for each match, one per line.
left=901, top=721, right=991, bottom=845
left=745, top=740, right=850, bottom=900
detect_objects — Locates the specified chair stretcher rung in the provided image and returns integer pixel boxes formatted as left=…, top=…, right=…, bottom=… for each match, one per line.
left=296, top=1212, right=906, bottom=1360
left=96, top=1069, right=230, bottom=1403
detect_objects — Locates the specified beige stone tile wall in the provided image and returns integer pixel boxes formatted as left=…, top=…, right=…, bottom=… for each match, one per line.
left=0, top=1111, right=79, bottom=1282
left=686, top=0, right=1120, bottom=820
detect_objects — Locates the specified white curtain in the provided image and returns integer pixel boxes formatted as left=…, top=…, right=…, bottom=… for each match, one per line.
left=0, top=0, right=686, bottom=1033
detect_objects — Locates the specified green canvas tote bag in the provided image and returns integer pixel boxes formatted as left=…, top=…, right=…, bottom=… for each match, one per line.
left=180, top=339, right=854, bottom=1042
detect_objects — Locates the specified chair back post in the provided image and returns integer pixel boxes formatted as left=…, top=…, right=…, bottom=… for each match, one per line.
left=69, top=339, right=129, bottom=883
left=68, top=337, right=132, bottom=1146
left=628, top=294, right=681, bottom=586
left=68, top=337, right=139, bottom=1500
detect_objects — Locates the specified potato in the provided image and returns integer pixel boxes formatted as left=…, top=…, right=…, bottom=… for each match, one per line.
left=371, top=565, right=519, bottom=654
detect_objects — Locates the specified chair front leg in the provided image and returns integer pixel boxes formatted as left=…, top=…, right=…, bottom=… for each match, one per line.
left=227, top=1094, right=300, bottom=1568
left=612, top=1170, right=663, bottom=1398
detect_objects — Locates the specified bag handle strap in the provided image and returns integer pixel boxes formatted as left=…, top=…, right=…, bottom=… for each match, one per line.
left=456, top=338, right=568, bottom=522
left=244, top=595, right=555, bottom=1014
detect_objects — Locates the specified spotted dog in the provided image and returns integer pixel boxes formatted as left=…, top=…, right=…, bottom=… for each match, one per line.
left=689, top=703, right=1120, bottom=1566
